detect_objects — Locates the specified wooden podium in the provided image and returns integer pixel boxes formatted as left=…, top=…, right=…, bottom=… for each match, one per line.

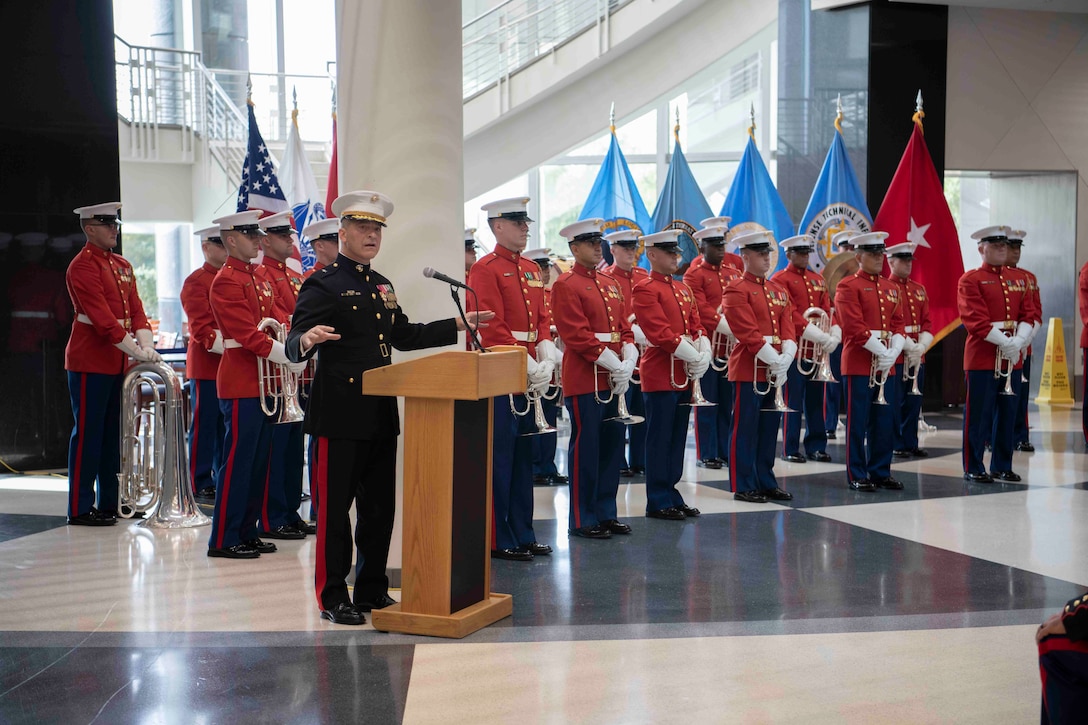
left=365, top=347, right=525, bottom=638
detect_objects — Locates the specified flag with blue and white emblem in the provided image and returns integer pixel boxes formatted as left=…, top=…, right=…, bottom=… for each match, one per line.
left=649, top=120, right=710, bottom=275
left=279, top=108, right=325, bottom=271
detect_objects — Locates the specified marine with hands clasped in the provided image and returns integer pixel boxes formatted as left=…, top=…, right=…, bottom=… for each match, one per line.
left=1004, top=228, right=1042, bottom=453
left=823, top=229, right=860, bottom=439
left=523, top=246, right=567, bottom=487
left=722, top=230, right=797, bottom=504
left=632, top=228, right=710, bottom=520
left=65, top=202, right=161, bottom=526
left=885, top=242, right=934, bottom=459
left=550, top=219, right=636, bottom=539
left=285, top=190, right=491, bottom=625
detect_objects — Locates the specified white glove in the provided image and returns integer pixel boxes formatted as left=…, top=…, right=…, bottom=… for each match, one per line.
left=769, top=353, right=791, bottom=381
left=673, top=338, right=701, bottom=364
left=553, top=346, right=564, bottom=366
left=1027, top=321, right=1042, bottom=346
left=877, top=350, right=898, bottom=373
left=906, top=348, right=923, bottom=368
left=287, top=359, right=308, bottom=374
left=135, top=329, right=163, bottom=362
left=687, top=350, right=711, bottom=378
left=829, top=324, right=843, bottom=345
left=610, top=365, right=633, bottom=389
left=917, top=331, right=934, bottom=352
left=536, top=338, right=560, bottom=365
left=622, top=342, right=639, bottom=364
left=210, top=330, right=224, bottom=355
left=266, top=340, right=290, bottom=365
left=715, top=317, right=733, bottom=337
left=613, top=379, right=630, bottom=397
left=755, top=343, right=779, bottom=368
left=781, top=339, right=798, bottom=365
left=888, top=333, right=905, bottom=360
left=596, top=347, right=623, bottom=373
left=631, top=323, right=649, bottom=347
left=863, top=332, right=889, bottom=358
left=113, top=334, right=144, bottom=360
left=802, top=323, right=831, bottom=348
left=528, top=359, right=553, bottom=393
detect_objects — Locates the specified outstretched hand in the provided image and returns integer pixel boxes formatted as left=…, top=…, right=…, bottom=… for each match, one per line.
left=301, top=325, right=341, bottom=352
left=458, top=310, right=495, bottom=331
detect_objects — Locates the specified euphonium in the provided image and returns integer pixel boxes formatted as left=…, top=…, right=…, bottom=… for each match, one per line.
left=870, top=357, right=890, bottom=406
left=797, top=307, right=837, bottom=383
left=671, top=335, right=716, bottom=407
left=594, top=364, right=645, bottom=425
left=118, top=361, right=211, bottom=528
left=257, top=317, right=306, bottom=424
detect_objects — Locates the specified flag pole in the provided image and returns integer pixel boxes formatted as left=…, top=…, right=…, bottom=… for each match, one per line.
left=291, top=85, right=298, bottom=126
left=748, top=103, right=756, bottom=140
left=835, top=93, right=843, bottom=133
left=246, top=74, right=253, bottom=107
left=913, top=89, right=925, bottom=132
left=609, top=101, right=616, bottom=133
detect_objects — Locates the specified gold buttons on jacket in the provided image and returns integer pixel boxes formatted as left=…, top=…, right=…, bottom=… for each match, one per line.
left=349, top=377, right=355, bottom=383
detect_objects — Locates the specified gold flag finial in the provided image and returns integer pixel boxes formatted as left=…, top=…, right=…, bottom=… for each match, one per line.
left=747, top=103, right=756, bottom=140
left=834, top=93, right=843, bottom=133
left=673, top=106, right=680, bottom=142
left=609, top=102, right=616, bottom=134
left=912, top=89, right=925, bottom=133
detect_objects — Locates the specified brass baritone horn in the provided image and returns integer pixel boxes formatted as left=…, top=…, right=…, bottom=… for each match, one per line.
left=594, top=364, right=645, bottom=425
left=796, top=307, right=837, bottom=384
left=671, top=335, right=716, bottom=407
left=257, top=317, right=306, bottom=424
left=118, top=361, right=211, bottom=528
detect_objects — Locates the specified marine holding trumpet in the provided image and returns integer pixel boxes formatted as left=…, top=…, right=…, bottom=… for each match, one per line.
left=957, top=225, right=1039, bottom=484
left=885, top=242, right=934, bottom=460
left=722, top=230, right=797, bottom=504
left=551, top=219, right=637, bottom=539
left=632, top=229, right=711, bottom=521
left=834, top=231, right=906, bottom=492
left=770, top=234, right=838, bottom=465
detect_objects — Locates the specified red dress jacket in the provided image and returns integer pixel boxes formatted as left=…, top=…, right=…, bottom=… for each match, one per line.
left=210, top=256, right=277, bottom=398
left=887, top=274, right=931, bottom=364
left=724, top=272, right=797, bottom=383
left=64, top=243, right=151, bottom=374
left=180, top=262, right=222, bottom=381
left=835, top=270, right=905, bottom=376
left=467, top=244, right=551, bottom=359
left=685, top=257, right=742, bottom=359
left=550, top=265, right=633, bottom=397
left=261, top=257, right=303, bottom=322
left=632, top=271, right=706, bottom=393
left=1009, top=265, right=1042, bottom=357
left=957, top=263, right=1037, bottom=371
left=770, top=263, right=832, bottom=333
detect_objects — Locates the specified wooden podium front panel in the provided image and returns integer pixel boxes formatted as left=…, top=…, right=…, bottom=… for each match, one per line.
left=450, top=398, right=490, bottom=612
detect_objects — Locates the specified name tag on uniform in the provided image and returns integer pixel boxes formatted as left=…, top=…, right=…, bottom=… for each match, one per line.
left=341, top=289, right=361, bottom=296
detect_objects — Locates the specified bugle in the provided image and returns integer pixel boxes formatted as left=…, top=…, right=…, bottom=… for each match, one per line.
left=753, top=357, right=795, bottom=413
left=594, top=364, right=644, bottom=425
left=995, top=347, right=1016, bottom=396
left=510, top=384, right=558, bottom=436
left=257, top=317, right=306, bottom=423
left=869, top=358, right=890, bottom=405
left=710, top=306, right=734, bottom=373
left=903, top=356, right=922, bottom=396
left=670, top=335, right=716, bottom=407
left=796, top=307, right=837, bottom=383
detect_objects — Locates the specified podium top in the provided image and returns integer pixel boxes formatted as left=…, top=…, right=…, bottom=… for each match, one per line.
left=362, top=347, right=527, bottom=400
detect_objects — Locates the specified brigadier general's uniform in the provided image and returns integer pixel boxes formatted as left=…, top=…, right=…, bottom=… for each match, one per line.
left=467, top=197, right=559, bottom=560
left=286, top=191, right=459, bottom=624
left=1006, top=229, right=1042, bottom=452
left=550, top=220, right=636, bottom=539
left=603, top=229, right=650, bottom=476
left=958, top=225, right=1037, bottom=482
left=885, top=242, right=933, bottom=458
left=723, top=231, right=797, bottom=503
left=65, top=202, right=161, bottom=526
left=834, top=232, right=906, bottom=491
left=632, top=229, right=709, bottom=519
left=684, top=219, right=742, bottom=469
left=180, top=225, right=226, bottom=499
left=770, top=234, right=835, bottom=464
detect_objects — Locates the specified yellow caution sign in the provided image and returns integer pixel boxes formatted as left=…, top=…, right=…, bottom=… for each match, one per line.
left=1034, top=317, right=1075, bottom=406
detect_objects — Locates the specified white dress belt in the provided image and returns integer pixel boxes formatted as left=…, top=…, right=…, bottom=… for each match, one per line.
left=76, top=313, right=127, bottom=327
left=510, top=330, right=538, bottom=342
left=594, top=332, right=621, bottom=343
left=870, top=329, right=891, bottom=340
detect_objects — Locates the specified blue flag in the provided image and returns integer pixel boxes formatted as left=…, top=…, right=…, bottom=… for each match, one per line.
left=798, top=129, right=872, bottom=273
left=649, top=138, right=708, bottom=275
left=579, top=129, right=653, bottom=266
left=237, top=103, right=289, bottom=216
left=719, top=136, right=794, bottom=274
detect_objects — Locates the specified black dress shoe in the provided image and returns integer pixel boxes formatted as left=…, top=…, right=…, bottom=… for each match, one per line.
left=354, top=593, right=396, bottom=612
left=630, top=465, right=645, bottom=475
left=524, top=542, right=553, bottom=555
left=207, top=544, right=260, bottom=559
left=892, top=449, right=912, bottom=458
left=100, top=509, right=143, bottom=520
left=645, top=507, right=686, bottom=520
left=300, top=491, right=311, bottom=501
left=992, top=470, right=1022, bottom=482
left=602, top=519, right=632, bottom=535
left=964, top=472, right=994, bottom=483
left=243, top=538, right=277, bottom=554
left=783, top=453, right=807, bottom=464
left=678, top=504, right=701, bottom=517
left=619, top=467, right=635, bottom=478
left=196, top=487, right=216, bottom=499
left=763, top=487, right=793, bottom=501
left=532, top=474, right=550, bottom=485
left=826, top=431, right=837, bottom=440
left=320, top=602, right=365, bottom=625
left=734, top=491, right=768, bottom=503
left=697, top=458, right=723, bottom=469
left=1015, top=441, right=1035, bottom=452
left=290, top=520, right=317, bottom=535
left=849, top=479, right=876, bottom=492
left=67, top=509, right=117, bottom=526
left=491, top=548, right=533, bottom=561
left=910, top=448, right=929, bottom=458
left=261, top=524, right=306, bottom=540
left=874, top=477, right=904, bottom=490
left=710, top=457, right=726, bottom=467
left=808, top=451, right=832, bottom=463
left=569, top=524, right=612, bottom=539
left=550, top=474, right=568, bottom=484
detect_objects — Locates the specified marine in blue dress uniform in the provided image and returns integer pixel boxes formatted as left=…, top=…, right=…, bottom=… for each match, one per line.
left=823, top=230, right=856, bottom=438
left=524, top=247, right=566, bottom=486
left=885, top=242, right=934, bottom=459
left=1005, top=229, right=1042, bottom=452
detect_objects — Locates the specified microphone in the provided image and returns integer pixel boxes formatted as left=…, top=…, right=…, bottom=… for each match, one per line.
left=423, top=267, right=471, bottom=290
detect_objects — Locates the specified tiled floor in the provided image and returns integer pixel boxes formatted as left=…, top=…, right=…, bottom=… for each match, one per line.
left=1, top=406, right=1085, bottom=723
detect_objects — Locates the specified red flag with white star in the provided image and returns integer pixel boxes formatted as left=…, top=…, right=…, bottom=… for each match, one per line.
left=873, top=119, right=964, bottom=343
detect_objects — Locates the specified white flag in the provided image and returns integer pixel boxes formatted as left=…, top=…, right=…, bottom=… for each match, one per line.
left=279, top=110, right=326, bottom=272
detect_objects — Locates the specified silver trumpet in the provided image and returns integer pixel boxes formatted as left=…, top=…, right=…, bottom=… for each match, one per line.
left=870, top=358, right=890, bottom=405
left=118, top=361, right=211, bottom=528
left=995, top=346, right=1017, bottom=396
left=594, top=364, right=645, bottom=425
left=903, top=355, right=922, bottom=396
left=796, top=307, right=837, bottom=383
left=671, top=335, right=716, bottom=407
left=258, top=317, right=306, bottom=424
left=754, top=357, right=796, bottom=413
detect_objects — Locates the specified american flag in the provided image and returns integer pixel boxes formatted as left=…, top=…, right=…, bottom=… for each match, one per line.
left=237, top=103, right=289, bottom=216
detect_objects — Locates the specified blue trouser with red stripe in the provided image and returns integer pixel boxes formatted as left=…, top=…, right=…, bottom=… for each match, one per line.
left=824, top=347, right=843, bottom=433
left=892, top=362, right=925, bottom=451
left=844, top=374, right=896, bottom=482
left=625, top=381, right=647, bottom=469
left=67, top=371, right=122, bottom=517
left=492, top=395, right=538, bottom=551
left=694, top=368, right=732, bottom=462
left=964, top=368, right=1018, bottom=475
left=782, top=362, right=828, bottom=457
left=643, top=389, right=692, bottom=512
left=188, top=378, right=224, bottom=494
left=728, top=382, right=782, bottom=493
left=531, top=391, right=560, bottom=478
left=263, top=421, right=305, bottom=530
left=565, top=392, right=624, bottom=531
left=1039, top=636, right=1088, bottom=724
left=1015, top=354, right=1032, bottom=444
left=209, top=397, right=273, bottom=550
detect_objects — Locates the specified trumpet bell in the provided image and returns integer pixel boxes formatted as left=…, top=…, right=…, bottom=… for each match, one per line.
left=682, top=378, right=717, bottom=407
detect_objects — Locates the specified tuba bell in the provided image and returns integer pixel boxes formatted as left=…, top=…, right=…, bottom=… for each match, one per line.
left=118, top=361, right=211, bottom=528
left=258, top=317, right=306, bottom=424
left=796, top=307, right=837, bottom=383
